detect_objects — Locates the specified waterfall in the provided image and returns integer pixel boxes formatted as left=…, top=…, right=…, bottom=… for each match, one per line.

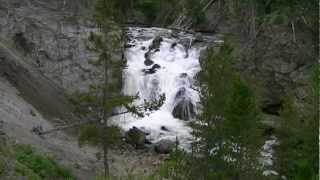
left=114, top=27, right=217, bottom=147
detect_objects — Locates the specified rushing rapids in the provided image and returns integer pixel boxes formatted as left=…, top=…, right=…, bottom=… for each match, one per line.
left=113, top=27, right=220, bottom=147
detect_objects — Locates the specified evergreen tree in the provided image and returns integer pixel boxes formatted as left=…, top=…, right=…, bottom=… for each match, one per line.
left=276, top=66, right=319, bottom=179
left=190, top=42, right=263, bottom=179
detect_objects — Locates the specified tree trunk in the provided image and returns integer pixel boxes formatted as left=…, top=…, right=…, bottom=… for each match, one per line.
left=291, top=21, right=296, bottom=43
left=102, top=49, right=110, bottom=178
left=250, top=0, right=256, bottom=40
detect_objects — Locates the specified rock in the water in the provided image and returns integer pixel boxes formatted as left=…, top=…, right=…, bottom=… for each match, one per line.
left=125, top=44, right=135, bottom=48
left=172, top=99, right=195, bottom=121
left=160, top=126, right=169, bottom=131
left=172, top=87, right=196, bottom=121
left=171, top=42, right=177, bottom=49
left=125, top=127, right=146, bottom=149
left=142, top=68, right=156, bottom=75
left=151, top=64, right=161, bottom=69
left=144, top=59, right=154, bottom=66
left=149, top=36, right=163, bottom=50
left=142, top=64, right=161, bottom=75
left=155, top=140, right=175, bottom=154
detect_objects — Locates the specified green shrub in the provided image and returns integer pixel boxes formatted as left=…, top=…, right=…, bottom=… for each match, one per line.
left=14, top=145, right=75, bottom=179
left=0, top=159, right=5, bottom=176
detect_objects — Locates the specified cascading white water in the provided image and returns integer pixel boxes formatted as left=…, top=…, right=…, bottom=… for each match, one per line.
left=113, top=26, right=277, bottom=175
left=114, top=27, right=218, bottom=147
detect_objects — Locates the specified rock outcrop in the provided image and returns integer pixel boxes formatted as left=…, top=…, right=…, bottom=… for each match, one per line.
left=0, top=0, right=123, bottom=94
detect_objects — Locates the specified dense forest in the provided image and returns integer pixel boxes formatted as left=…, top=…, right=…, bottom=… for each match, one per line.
left=0, top=0, right=318, bottom=179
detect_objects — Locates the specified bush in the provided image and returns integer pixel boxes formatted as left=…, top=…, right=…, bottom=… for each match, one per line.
left=0, top=159, right=4, bottom=176
left=14, top=145, right=75, bottom=179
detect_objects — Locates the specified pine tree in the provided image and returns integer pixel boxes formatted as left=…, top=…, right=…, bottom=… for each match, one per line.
left=190, top=41, right=263, bottom=179
left=276, top=66, right=319, bottom=179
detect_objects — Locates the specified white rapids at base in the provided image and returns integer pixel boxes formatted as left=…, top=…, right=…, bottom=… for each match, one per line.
left=113, top=27, right=216, bottom=147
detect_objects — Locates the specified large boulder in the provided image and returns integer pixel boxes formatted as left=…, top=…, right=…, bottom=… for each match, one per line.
left=155, top=140, right=175, bottom=154
left=149, top=36, right=163, bottom=51
left=172, top=87, right=196, bottom=121
left=125, top=127, right=146, bottom=149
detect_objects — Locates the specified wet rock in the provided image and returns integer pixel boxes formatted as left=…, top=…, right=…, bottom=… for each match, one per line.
left=149, top=36, right=163, bottom=50
left=155, top=140, right=175, bottom=154
left=125, top=127, right=146, bottom=149
left=172, top=99, right=196, bottom=121
left=171, top=42, right=178, bottom=49
left=172, top=87, right=196, bottom=121
left=144, top=59, right=154, bottom=66
left=175, top=87, right=187, bottom=99
left=160, top=126, right=169, bottom=132
left=142, top=68, right=156, bottom=75
left=125, top=44, right=135, bottom=48
left=142, top=64, right=161, bottom=75
left=152, top=64, right=161, bottom=69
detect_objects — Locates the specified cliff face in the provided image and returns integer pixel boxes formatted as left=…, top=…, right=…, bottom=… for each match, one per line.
left=0, top=0, right=123, bottom=94
left=200, top=2, right=317, bottom=115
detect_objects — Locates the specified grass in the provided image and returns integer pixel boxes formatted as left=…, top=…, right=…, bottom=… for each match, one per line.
left=0, top=142, right=75, bottom=179
left=13, top=144, right=75, bottom=179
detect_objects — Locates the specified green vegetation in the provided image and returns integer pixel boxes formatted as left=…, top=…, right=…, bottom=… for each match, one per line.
left=0, top=143, right=74, bottom=179
left=0, top=158, right=4, bottom=176
left=275, top=66, right=319, bottom=180
left=190, top=42, right=264, bottom=179
left=144, top=41, right=318, bottom=180
left=14, top=145, right=74, bottom=179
